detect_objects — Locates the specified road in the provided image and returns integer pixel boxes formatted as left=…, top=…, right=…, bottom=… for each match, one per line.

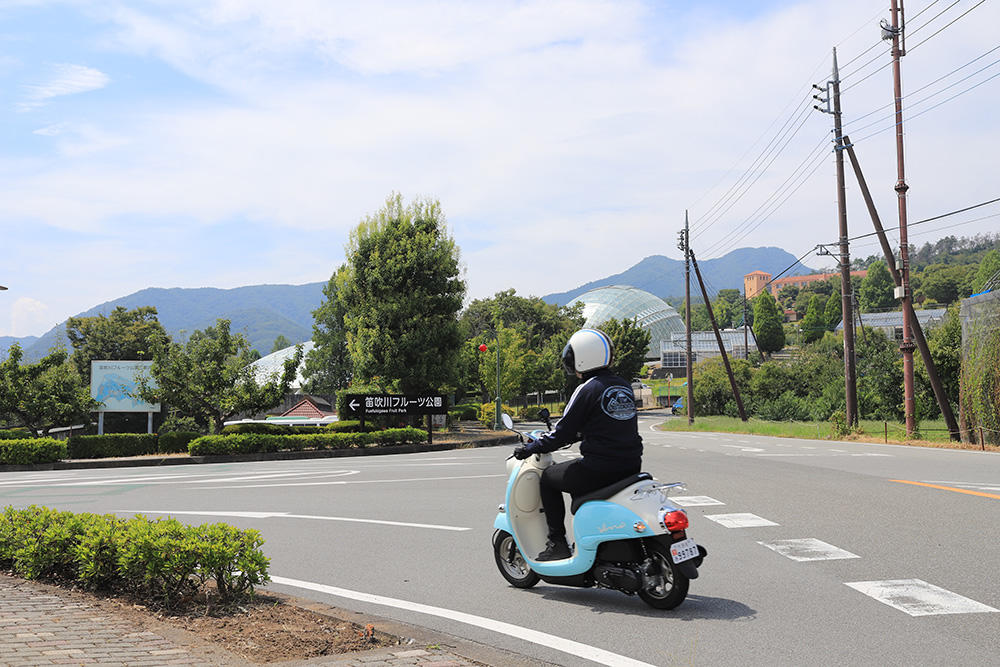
left=1, top=412, right=998, bottom=666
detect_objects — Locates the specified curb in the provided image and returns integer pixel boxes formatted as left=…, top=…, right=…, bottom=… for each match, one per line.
left=0, top=433, right=521, bottom=473
left=263, top=587, right=557, bottom=666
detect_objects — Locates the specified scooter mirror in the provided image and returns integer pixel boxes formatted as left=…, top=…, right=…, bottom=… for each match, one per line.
left=501, top=413, right=514, bottom=430
left=538, top=408, right=550, bottom=420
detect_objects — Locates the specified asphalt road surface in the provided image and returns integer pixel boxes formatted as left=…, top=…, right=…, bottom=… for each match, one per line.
left=2, top=412, right=998, bottom=666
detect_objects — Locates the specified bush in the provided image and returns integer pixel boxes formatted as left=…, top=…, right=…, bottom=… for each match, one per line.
left=158, top=431, right=200, bottom=454
left=450, top=404, right=479, bottom=421
left=188, top=427, right=428, bottom=456
left=756, top=390, right=811, bottom=421
left=0, top=505, right=269, bottom=607
left=158, top=415, right=201, bottom=434
left=0, top=438, right=67, bottom=465
left=67, top=434, right=159, bottom=459
left=0, top=428, right=32, bottom=440
left=323, top=420, right=377, bottom=433
left=221, top=422, right=296, bottom=435
left=479, top=403, right=515, bottom=428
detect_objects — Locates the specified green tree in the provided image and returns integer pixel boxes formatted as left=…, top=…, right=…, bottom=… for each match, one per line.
left=600, top=318, right=652, bottom=381
left=66, top=306, right=166, bottom=383
left=858, top=261, right=896, bottom=313
left=270, top=335, right=292, bottom=353
left=714, top=289, right=743, bottom=328
left=302, top=266, right=353, bottom=394
left=915, top=305, right=961, bottom=419
left=971, top=249, right=1000, bottom=293
left=137, top=320, right=303, bottom=433
left=799, top=295, right=826, bottom=344
left=856, top=328, right=903, bottom=421
left=917, top=263, right=972, bottom=306
left=0, top=345, right=97, bottom=437
left=752, top=291, right=785, bottom=356
left=461, top=289, right=582, bottom=347
left=824, top=291, right=842, bottom=331
left=340, top=194, right=465, bottom=394
left=692, top=357, right=752, bottom=417
left=475, top=325, right=536, bottom=404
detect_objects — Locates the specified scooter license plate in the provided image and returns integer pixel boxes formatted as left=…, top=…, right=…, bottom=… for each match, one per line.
left=670, top=538, right=699, bottom=564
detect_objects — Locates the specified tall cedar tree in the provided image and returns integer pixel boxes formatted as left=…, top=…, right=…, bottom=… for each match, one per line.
left=341, top=194, right=465, bottom=395
left=799, top=295, right=826, bottom=344
left=752, top=291, right=785, bottom=356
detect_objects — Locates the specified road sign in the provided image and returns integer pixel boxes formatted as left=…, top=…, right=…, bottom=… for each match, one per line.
left=345, top=394, right=448, bottom=417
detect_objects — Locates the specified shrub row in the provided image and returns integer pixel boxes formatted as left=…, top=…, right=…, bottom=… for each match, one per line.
left=0, top=428, right=32, bottom=440
left=0, top=438, right=67, bottom=465
left=220, top=420, right=377, bottom=435
left=66, top=432, right=198, bottom=459
left=188, top=427, right=428, bottom=456
left=0, top=506, right=269, bottom=607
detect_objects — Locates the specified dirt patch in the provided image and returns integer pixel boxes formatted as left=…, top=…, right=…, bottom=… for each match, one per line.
left=158, top=594, right=398, bottom=662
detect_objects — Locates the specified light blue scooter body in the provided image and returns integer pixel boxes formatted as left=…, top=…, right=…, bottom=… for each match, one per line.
left=494, top=463, right=655, bottom=578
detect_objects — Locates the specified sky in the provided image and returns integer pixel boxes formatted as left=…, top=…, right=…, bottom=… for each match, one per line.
left=2, top=0, right=999, bottom=339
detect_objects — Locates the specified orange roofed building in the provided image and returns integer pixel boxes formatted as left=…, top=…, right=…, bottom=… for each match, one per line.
left=744, top=270, right=868, bottom=299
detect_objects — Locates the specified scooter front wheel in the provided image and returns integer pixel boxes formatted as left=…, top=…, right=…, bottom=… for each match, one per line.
left=493, top=530, right=539, bottom=589
left=638, top=540, right=690, bottom=610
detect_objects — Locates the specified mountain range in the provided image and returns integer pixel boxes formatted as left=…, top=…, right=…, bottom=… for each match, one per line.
left=5, top=247, right=811, bottom=361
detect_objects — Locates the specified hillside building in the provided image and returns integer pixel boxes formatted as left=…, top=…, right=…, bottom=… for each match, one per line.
left=743, top=270, right=869, bottom=301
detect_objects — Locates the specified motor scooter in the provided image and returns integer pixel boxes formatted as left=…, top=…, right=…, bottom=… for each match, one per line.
left=492, top=414, right=706, bottom=609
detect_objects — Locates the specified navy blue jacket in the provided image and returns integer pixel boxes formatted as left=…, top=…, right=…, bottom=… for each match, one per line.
left=531, top=369, right=643, bottom=472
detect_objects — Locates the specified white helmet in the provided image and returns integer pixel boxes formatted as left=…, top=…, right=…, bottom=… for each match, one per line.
left=562, top=328, right=614, bottom=375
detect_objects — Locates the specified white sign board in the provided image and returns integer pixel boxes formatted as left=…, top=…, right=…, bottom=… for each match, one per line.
left=90, top=361, right=160, bottom=412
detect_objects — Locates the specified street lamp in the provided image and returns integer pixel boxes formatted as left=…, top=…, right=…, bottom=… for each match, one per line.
left=478, top=339, right=503, bottom=430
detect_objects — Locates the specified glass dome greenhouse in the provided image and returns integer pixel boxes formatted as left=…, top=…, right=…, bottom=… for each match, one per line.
left=570, top=285, right=685, bottom=359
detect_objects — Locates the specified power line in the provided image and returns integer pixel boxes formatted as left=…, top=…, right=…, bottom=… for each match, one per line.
left=908, top=0, right=987, bottom=52
left=831, top=197, right=1000, bottom=245
left=842, top=42, right=1000, bottom=130
left=702, top=133, right=830, bottom=256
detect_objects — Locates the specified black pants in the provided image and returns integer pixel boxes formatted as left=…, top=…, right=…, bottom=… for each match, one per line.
left=540, top=459, right=640, bottom=541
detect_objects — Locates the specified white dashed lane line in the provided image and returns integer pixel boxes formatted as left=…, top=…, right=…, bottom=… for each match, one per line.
left=704, top=513, right=779, bottom=528
left=846, top=579, right=999, bottom=616
left=757, top=538, right=860, bottom=561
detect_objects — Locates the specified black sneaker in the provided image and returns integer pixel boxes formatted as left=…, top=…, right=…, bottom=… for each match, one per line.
left=536, top=538, right=571, bottom=561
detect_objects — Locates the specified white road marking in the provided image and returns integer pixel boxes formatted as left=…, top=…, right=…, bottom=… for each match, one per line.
left=704, top=513, right=779, bottom=528
left=845, top=579, right=999, bottom=616
left=271, top=575, right=657, bottom=667
left=41, top=469, right=362, bottom=487
left=671, top=496, right=725, bottom=507
left=722, top=445, right=765, bottom=453
left=757, top=538, right=860, bottom=561
left=921, top=480, right=1000, bottom=492
left=197, top=473, right=506, bottom=489
left=114, top=510, right=470, bottom=531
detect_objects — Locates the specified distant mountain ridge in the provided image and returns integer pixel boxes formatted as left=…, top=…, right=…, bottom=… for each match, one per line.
left=542, top=247, right=813, bottom=305
left=16, top=283, right=326, bottom=361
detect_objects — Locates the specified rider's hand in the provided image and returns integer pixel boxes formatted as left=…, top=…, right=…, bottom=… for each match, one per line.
left=513, top=445, right=535, bottom=460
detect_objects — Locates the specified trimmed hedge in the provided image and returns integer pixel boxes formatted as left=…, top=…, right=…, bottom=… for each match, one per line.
left=0, top=505, right=269, bottom=607
left=188, top=427, right=428, bottom=456
left=158, top=431, right=200, bottom=454
left=67, top=434, right=159, bottom=459
left=0, top=428, right=32, bottom=440
left=0, top=438, right=67, bottom=465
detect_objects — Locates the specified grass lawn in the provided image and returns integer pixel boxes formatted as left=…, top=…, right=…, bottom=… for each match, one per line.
left=656, top=415, right=998, bottom=452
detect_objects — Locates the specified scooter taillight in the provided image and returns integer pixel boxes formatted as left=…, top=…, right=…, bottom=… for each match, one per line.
left=662, top=509, right=689, bottom=531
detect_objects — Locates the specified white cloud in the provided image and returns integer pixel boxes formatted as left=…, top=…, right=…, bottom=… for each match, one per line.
left=9, top=297, right=51, bottom=338
left=19, top=63, right=110, bottom=111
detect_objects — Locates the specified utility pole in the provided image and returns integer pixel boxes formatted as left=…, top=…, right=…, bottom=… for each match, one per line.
left=679, top=212, right=694, bottom=425
left=691, top=250, right=748, bottom=421
left=816, top=48, right=859, bottom=426
left=842, top=135, right=960, bottom=439
left=743, top=290, right=749, bottom=360
left=889, top=0, right=917, bottom=437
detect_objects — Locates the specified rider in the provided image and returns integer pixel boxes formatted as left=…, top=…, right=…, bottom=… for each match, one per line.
left=513, top=328, right=643, bottom=561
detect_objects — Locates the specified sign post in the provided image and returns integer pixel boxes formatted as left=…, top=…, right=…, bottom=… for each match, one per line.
left=90, top=361, right=160, bottom=434
left=344, top=394, right=449, bottom=444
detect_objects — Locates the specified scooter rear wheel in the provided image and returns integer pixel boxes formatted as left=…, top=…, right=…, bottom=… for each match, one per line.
left=493, top=530, right=539, bottom=588
left=638, top=541, right=690, bottom=610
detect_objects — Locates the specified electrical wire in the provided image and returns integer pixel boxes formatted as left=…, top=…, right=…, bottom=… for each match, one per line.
left=907, top=0, right=987, bottom=51
left=829, top=197, right=1000, bottom=246
left=701, top=133, right=831, bottom=256
left=843, top=42, right=1000, bottom=130
left=854, top=66, right=1000, bottom=142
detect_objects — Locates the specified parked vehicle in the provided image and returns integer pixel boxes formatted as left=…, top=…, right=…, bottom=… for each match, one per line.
left=492, top=414, right=706, bottom=609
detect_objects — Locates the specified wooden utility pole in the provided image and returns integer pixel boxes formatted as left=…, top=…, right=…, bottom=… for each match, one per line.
left=842, top=136, right=960, bottom=440
left=890, top=0, right=917, bottom=436
left=682, top=212, right=694, bottom=424
left=691, top=251, right=748, bottom=421
left=829, top=48, right=860, bottom=426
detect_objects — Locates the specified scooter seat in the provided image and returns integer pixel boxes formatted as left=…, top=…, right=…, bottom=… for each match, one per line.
left=570, top=472, right=653, bottom=515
